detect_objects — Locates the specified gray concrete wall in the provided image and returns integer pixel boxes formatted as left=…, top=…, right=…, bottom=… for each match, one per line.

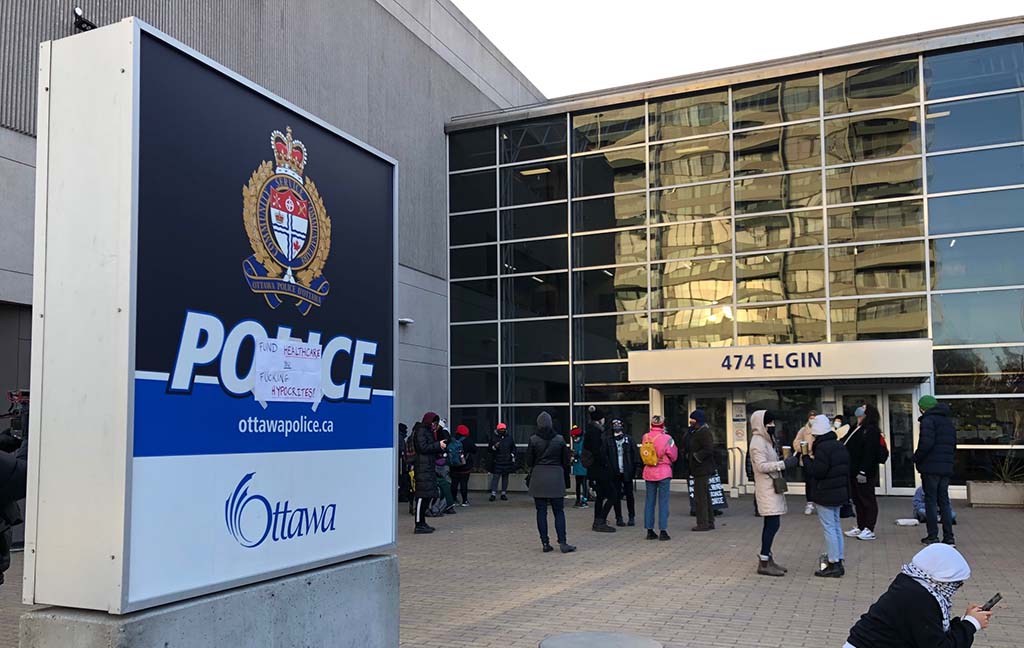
left=0, top=303, right=31, bottom=394
left=21, top=554, right=399, bottom=648
left=0, top=0, right=544, bottom=418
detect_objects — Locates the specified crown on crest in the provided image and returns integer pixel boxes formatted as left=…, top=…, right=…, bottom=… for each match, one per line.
left=271, top=127, right=307, bottom=179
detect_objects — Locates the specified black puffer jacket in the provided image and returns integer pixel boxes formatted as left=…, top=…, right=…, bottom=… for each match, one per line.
left=847, top=573, right=978, bottom=648
left=914, top=404, right=957, bottom=477
left=804, top=431, right=850, bottom=507
left=489, top=430, right=517, bottom=474
left=413, top=423, right=443, bottom=498
left=583, top=421, right=611, bottom=482
left=844, top=422, right=882, bottom=484
left=688, top=424, right=716, bottom=477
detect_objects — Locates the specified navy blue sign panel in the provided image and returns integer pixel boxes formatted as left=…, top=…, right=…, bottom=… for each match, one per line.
left=134, top=33, right=394, bottom=458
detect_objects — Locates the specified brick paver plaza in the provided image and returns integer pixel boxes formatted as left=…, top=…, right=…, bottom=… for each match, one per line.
left=0, top=495, right=1019, bottom=646
left=398, top=493, right=1023, bottom=648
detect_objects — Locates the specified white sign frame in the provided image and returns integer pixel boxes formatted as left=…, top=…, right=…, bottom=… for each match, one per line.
left=24, top=18, right=399, bottom=613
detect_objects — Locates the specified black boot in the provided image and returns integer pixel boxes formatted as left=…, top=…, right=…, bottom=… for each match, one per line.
left=542, top=542, right=553, bottom=553
left=627, top=517, right=636, bottom=527
left=646, top=529, right=658, bottom=540
left=592, top=521, right=617, bottom=533
left=559, top=542, right=577, bottom=554
left=414, top=523, right=434, bottom=535
left=815, top=561, right=843, bottom=578
left=659, top=530, right=671, bottom=541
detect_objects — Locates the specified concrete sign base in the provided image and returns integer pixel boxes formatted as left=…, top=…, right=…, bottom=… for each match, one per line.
left=20, top=555, right=398, bottom=648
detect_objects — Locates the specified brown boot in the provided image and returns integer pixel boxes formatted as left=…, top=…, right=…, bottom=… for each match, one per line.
left=758, top=559, right=785, bottom=577
left=769, top=556, right=788, bottom=573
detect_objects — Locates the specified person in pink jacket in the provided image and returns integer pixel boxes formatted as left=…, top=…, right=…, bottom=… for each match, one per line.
left=642, top=415, right=679, bottom=541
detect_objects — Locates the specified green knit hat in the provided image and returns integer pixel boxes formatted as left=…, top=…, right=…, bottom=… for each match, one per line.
left=918, top=395, right=938, bottom=411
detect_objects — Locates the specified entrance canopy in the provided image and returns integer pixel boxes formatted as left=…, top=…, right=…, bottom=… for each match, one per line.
left=628, top=339, right=932, bottom=385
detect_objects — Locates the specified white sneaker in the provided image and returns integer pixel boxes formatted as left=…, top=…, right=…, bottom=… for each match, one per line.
left=844, top=527, right=862, bottom=537
left=804, top=502, right=815, bottom=515
left=858, top=529, right=877, bottom=541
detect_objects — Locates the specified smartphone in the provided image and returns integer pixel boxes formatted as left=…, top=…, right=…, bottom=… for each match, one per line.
left=981, top=593, right=1002, bottom=611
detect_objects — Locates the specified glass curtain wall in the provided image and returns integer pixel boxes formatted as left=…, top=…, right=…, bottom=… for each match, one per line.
left=449, top=39, right=1024, bottom=461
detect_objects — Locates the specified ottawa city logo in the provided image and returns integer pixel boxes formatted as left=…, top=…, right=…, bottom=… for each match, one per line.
left=225, top=473, right=337, bottom=548
left=242, top=127, right=332, bottom=315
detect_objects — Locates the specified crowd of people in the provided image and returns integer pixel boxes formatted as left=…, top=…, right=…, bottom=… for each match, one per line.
left=398, top=395, right=992, bottom=646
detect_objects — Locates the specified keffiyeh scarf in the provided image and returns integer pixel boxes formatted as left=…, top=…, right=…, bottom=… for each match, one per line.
left=902, top=561, right=963, bottom=631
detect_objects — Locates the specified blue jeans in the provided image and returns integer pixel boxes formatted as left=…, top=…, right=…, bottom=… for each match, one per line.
left=644, top=478, right=671, bottom=531
left=816, top=505, right=844, bottom=562
left=534, top=497, right=567, bottom=545
left=922, top=473, right=954, bottom=541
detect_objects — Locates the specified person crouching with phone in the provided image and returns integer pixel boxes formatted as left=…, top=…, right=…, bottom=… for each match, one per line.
left=845, top=543, right=992, bottom=648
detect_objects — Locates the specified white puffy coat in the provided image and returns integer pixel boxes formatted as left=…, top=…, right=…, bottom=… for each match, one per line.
left=748, top=410, right=788, bottom=517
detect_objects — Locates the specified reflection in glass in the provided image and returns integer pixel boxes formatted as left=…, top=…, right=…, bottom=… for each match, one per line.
left=450, top=279, right=497, bottom=322
left=450, top=407, right=498, bottom=445
left=824, top=59, right=918, bottom=115
left=650, top=219, right=732, bottom=259
left=931, top=231, right=1024, bottom=290
left=830, top=295, right=927, bottom=340
left=502, top=365, right=570, bottom=404
left=736, top=249, right=825, bottom=302
left=451, top=323, right=498, bottom=366
left=927, top=93, right=1024, bottom=152
left=737, top=302, right=827, bottom=345
left=575, top=362, right=649, bottom=404
left=651, top=258, right=733, bottom=309
left=573, top=266, right=648, bottom=314
left=735, top=210, right=824, bottom=252
left=574, top=404, right=650, bottom=441
left=451, top=211, right=496, bottom=246
left=501, top=202, right=567, bottom=240
left=824, top=107, right=920, bottom=164
left=733, top=122, right=820, bottom=176
left=734, top=170, right=822, bottom=214
left=450, top=245, right=496, bottom=279
left=572, top=229, right=647, bottom=267
left=500, top=161, right=568, bottom=206
left=451, top=367, right=498, bottom=404
left=574, top=313, right=649, bottom=360
left=826, top=158, right=922, bottom=204
left=927, top=144, right=1024, bottom=194
left=572, top=104, right=645, bottom=152
left=932, top=289, right=1024, bottom=345
left=504, top=406, right=570, bottom=444
left=648, top=90, right=729, bottom=141
left=732, top=75, right=820, bottom=129
left=828, top=241, right=927, bottom=296
left=501, top=273, right=569, bottom=319
left=888, top=393, right=917, bottom=489
left=501, top=238, right=567, bottom=274
left=934, top=347, right=1024, bottom=396
left=650, top=182, right=731, bottom=222
left=572, top=146, right=646, bottom=197
left=940, top=397, right=1024, bottom=443
left=449, top=128, right=496, bottom=171
left=653, top=307, right=734, bottom=348
left=501, top=319, right=568, bottom=364
left=500, top=116, right=567, bottom=163
left=928, top=188, right=1024, bottom=235
left=649, top=136, right=730, bottom=187
left=450, top=169, right=496, bottom=212
left=573, top=193, right=646, bottom=232
left=925, top=42, right=1024, bottom=100
left=827, top=200, right=923, bottom=243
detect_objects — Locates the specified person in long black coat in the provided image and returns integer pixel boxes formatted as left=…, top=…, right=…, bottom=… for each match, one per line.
left=845, top=543, right=991, bottom=648
left=526, top=411, right=575, bottom=553
left=688, top=409, right=716, bottom=532
left=413, top=412, right=447, bottom=534
left=603, top=419, right=639, bottom=526
left=488, top=423, right=516, bottom=501
left=583, top=406, right=616, bottom=532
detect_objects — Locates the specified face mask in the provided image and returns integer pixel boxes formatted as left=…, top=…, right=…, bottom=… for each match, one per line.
left=833, top=421, right=841, bottom=429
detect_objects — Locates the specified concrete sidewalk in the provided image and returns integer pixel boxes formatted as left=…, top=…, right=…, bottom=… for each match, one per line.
left=398, top=493, right=1023, bottom=648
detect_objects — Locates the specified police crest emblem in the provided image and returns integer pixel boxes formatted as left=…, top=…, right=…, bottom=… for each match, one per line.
left=242, top=127, right=331, bottom=315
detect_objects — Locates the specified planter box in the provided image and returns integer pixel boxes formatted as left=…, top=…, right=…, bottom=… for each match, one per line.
left=966, top=481, right=1024, bottom=508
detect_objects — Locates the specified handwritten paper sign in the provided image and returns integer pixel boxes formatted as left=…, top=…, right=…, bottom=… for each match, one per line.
left=252, top=338, right=322, bottom=406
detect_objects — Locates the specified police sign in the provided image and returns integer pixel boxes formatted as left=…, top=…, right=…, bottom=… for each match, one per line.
left=25, top=19, right=396, bottom=612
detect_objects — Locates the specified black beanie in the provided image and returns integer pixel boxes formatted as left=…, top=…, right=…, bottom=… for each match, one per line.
left=589, top=405, right=603, bottom=422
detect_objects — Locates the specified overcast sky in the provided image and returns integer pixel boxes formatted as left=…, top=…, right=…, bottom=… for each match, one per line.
left=450, top=1, right=1022, bottom=98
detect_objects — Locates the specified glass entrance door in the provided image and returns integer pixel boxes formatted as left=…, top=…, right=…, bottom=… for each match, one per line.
left=662, top=392, right=732, bottom=487
left=837, top=389, right=919, bottom=496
